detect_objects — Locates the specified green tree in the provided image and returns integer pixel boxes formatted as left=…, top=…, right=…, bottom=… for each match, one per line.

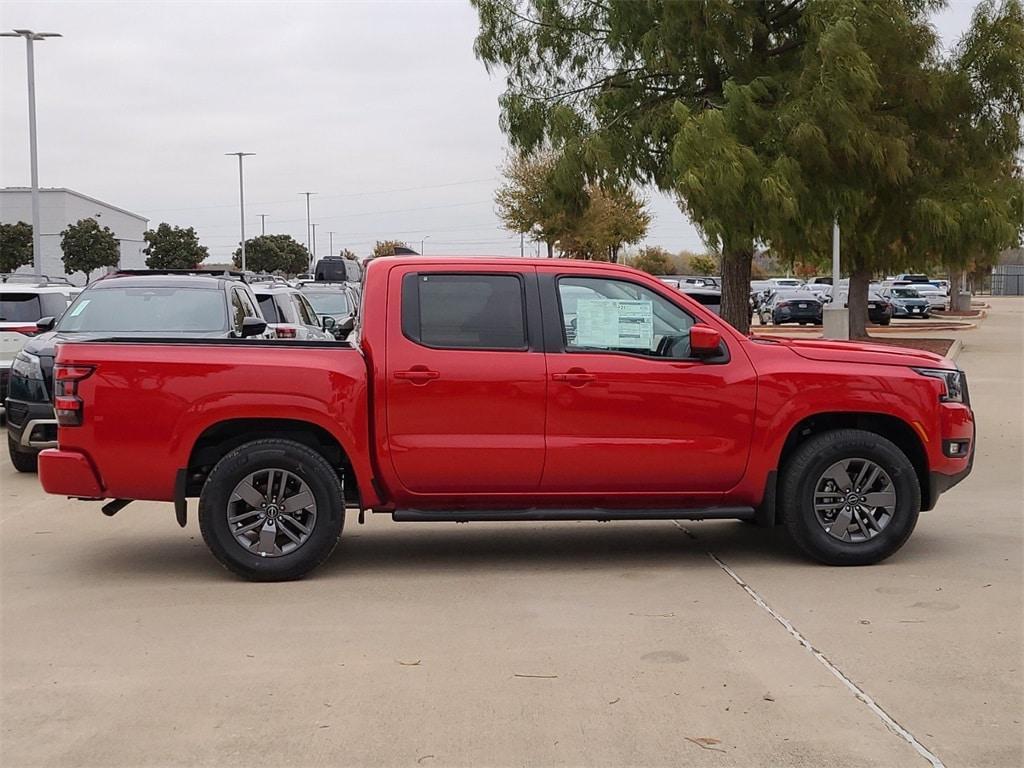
left=371, top=240, right=408, bottom=258
left=688, top=254, right=719, bottom=276
left=143, top=223, right=209, bottom=270
left=473, top=0, right=805, bottom=332
left=0, top=221, right=33, bottom=273
left=561, top=186, right=650, bottom=262
left=60, top=218, right=120, bottom=283
left=232, top=234, right=309, bottom=274
left=629, top=246, right=673, bottom=275
left=338, top=248, right=358, bottom=260
left=495, top=149, right=575, bottom=257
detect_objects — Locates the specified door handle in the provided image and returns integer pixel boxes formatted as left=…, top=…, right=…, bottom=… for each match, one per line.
left=552, top=370, right=596, bottom=386
left=395, top=368, right=440, bottom=384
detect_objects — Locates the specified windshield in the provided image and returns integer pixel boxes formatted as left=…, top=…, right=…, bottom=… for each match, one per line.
left=303, top=291, right=351, bottom=315
left=892, top=288, right=920, bottom=298
left=57, top=287, right=227, bottom=332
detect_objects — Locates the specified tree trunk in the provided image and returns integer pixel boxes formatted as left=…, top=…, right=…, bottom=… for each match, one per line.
left=721, top=243, right=753, bottom=334
left=848, top=265, right=871, bottom=339
left=546, top=240, right=554, bottom=258
left=948, top=268, right=971, bottom=312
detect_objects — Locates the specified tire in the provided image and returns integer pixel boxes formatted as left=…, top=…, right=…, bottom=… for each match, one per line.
left=8, top=435, right=38, bottom=473
left=779, top=429, right=920, bottom=566
left=199, top=438, right=345, bottom=581
left=879, top=318, right=891, bottom=326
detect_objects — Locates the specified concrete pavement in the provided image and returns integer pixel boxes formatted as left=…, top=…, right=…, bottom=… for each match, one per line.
left=2, top=299, right=1021, bottom=767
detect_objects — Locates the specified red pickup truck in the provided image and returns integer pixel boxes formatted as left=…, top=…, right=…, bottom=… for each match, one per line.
left=39, top=258, right=975, bottom=580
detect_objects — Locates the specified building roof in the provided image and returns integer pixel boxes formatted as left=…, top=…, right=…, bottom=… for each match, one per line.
left=0, top=187, right=148, bottom=223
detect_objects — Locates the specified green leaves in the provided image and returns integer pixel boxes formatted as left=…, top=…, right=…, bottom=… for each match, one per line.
left=143, top=223, right=208, bottom=270
left=0, top=221, right=33, bottom=273
left=60, top=218, right=120, bottom=282
left=232, top=234, right=309, bottom=275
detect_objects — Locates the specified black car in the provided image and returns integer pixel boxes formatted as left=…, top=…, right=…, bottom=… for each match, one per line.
left=767, top=290, right=823, bottom=326
left=299, top=283, right=358, bottom=340
left=5, top=270, right=268, bottom=472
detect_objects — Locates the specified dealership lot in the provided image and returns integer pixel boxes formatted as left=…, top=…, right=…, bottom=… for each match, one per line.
left=1, top=299, right=1021, bottom=767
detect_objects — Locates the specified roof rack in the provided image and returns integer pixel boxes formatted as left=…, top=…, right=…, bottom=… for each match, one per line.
left=107, top=269, right=246, bottom=281
left=0, top=273, right=74, bottom=285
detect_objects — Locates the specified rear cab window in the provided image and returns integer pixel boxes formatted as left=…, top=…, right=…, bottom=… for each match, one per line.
left=402, top=273, right=527, bottom=350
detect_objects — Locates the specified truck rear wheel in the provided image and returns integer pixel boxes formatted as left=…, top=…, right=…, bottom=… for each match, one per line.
left=8, top=436, right=38, bottom=473
left=199, top=439, right=344, bottom=581
left=780, top=429, right=920, bottom=565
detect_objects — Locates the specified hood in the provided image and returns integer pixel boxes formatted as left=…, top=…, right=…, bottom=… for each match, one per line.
left=21, top=330, right=227, bottom=357
left=762, top=337, right=948, bottom=368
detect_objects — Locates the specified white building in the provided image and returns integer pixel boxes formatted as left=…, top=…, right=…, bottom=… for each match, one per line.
left=0, top=188, right=148, bottom=285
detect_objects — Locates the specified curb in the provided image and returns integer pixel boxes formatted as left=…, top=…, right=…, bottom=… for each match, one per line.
left=946, top=337, right=964, bottom=363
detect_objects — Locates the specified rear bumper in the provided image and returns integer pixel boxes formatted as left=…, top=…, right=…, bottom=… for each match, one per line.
left=38, top=449, right=104, bottom=498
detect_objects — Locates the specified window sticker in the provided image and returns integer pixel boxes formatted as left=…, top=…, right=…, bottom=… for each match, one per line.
left=69, top=299, right=90, bottom=317
left=575, top=299, right=653, bottom=349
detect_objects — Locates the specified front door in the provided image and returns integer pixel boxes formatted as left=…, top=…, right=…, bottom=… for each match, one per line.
left=385, top=267, right=547, bottom=495
left=540, top=270, right=757, bottom=494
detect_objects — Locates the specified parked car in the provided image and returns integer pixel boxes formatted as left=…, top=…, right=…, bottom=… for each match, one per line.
left=313, top=256, right=362, bottom=285
left=767, top=277, right=804, bottom=290
left=905, top=283, right=949, bottom=312
left=895, top=273, right=931, bottom=284
left=819, top=286, right=893, bottom=326
left=1, top=276, right=80, bottom=421
left=764, top=290, right=823, bottom=325
left=882, top=286, right=931, bottom=318
left=251, top=282, right=334, bottom=340
left=679, top=286, right=722, bottom=315
left=36, top=257, right=975, bottom=580
left=5, top=270, right=269, bottom=472
left=299, top=283, right=358, bottom=340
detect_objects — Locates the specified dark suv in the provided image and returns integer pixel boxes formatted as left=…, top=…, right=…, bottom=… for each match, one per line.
left=5, top=270, right=268, bottom=472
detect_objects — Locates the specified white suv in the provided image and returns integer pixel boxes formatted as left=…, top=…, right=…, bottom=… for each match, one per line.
left=1, top=276, right=80, bottom=418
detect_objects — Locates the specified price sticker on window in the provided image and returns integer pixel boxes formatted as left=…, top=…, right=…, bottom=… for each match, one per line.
left=575, top=299, right=653, bottom=349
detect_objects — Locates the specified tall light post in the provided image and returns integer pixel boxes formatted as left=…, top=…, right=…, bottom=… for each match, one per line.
left=2, top=29, right=62, bottom=278
left=421, top=235, right=430, bottom=254
left=311, top=223, right=319, bottom=260
left=328, top=231, right=335, bottom=258
left=257, top=214, right=268, bottom=236
left=226, top=152, right=254, bottom=271
left=299, top=192, right=316, bottom=266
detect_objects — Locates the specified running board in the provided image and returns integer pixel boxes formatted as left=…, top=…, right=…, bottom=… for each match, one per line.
left=391, top=507, right=755, bottom=523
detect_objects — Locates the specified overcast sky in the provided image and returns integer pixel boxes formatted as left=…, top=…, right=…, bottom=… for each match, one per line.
left=1, top=1, right=981, bottom=263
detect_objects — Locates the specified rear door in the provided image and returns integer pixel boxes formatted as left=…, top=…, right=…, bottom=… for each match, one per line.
left=384, top=265, right=547, bottom=495
left=539, top=268, right=757, bottom=494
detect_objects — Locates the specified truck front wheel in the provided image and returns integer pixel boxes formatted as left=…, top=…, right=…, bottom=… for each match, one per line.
left=199, top=439, right=344, bottom=581
left=780, top=429, right=921, bottom=565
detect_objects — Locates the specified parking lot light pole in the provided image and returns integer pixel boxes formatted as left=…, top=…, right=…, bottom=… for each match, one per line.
left=2, top=29, right=62, bottom=278
left=299, top=192, right=316, bottom=268
left=226, top=152, right=254, bottom=271
left=421, top=235, right=430, bottom=255
left=258, top=214, right=267, bottom=236
left=311, top=223, right=318, bottom=260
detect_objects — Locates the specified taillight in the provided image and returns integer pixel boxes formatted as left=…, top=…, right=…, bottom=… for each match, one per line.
left=275, top=326, right=297, bottom=339
left=54, top=364, right=94, bottom=426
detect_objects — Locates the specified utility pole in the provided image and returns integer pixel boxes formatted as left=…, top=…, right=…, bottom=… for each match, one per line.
left=225, top=152, right=254, bottom=271
left=421, top=235, right=430, bottom=255
left=299, top=192, right=315, bottom=268
left=311, top=223, right=318, bottom=259
left=2, top=29, right=62, bottom=277
left=520, top=232, right=524, bottom=257
left=328, top=231, right=334, bottom=257
left=257, top=214, right=267, bottom=236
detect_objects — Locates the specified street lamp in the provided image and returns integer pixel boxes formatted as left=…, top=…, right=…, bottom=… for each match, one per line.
left=421, top=235, right=430, bottom=255
left=299, top=192, right=316, bottom=265
left=226, top=152, right=254, bottom=271
left=311, top=223, right=319, bottom=260
left=2, top=29, right=62, bottom=278
left=257, top=214, right=268, bottom=236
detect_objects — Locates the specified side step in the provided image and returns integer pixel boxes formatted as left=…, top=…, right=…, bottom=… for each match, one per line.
left=392, top=507, right=755, bottom=523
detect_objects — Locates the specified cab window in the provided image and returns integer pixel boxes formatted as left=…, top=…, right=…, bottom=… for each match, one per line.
left=557, top=276, right=696, bottom=358
left=402, top=273, right=527, bottom=350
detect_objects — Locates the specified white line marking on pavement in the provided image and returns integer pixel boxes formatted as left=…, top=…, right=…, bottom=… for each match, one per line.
left=672, top=521, right=945, bottom=768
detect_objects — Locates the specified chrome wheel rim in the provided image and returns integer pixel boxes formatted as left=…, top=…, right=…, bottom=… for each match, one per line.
left=813, top=458, right=896, bottom=542
left=227, top=468, right=317, bottom=558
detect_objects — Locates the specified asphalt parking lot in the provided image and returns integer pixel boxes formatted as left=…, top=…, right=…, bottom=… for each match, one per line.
left=2, top=298, right=1021, bottom=768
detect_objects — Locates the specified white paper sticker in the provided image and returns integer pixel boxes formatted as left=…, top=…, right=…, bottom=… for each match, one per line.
left=69, top=299, right=90, bottom=317
left=575, top=299, right=653, bottom=349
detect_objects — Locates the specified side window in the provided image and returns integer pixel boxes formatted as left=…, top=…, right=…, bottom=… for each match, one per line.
left=236, top=288, right=259, bottom=319
left=402, top=273, right=527, bottom=350
left=292, top=294, right=317, bottom=326
left=230, top=289, right=247, bottom=334
left=256, top=294, right=279, bottom=323
left=557, top=276, right=695, bottom=358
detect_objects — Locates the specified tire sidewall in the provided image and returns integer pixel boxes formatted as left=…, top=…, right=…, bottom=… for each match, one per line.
left=199, top=441, right=344, bottom=580
left=784, top=432, right=921, bottom=565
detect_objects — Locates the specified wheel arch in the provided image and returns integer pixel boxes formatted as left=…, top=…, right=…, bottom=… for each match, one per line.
left=185, top=418, right=363, bottom=507
left=770, top=411, right=933, bottom=518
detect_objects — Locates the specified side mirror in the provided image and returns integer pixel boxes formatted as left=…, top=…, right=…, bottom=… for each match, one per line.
left=240, top=316, right=268, bottom=338
left=36, top=316, right=56, bottom=332
left=690, top=325, right=722, bottom=358
left=321, top=316, right=337, bottom=331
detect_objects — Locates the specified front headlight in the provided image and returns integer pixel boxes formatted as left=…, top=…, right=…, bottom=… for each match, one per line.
left=11, top=351, right=44, bottom=381
left=913, top=367, right=966, bottom=403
